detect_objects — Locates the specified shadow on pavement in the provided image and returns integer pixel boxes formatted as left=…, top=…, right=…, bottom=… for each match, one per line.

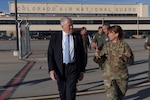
left=19, top=77, right=51, bottom=86
left=132, top=59, right=148, bottom=66
left=125, top=87, right=150, bottom=100
left=85, top=67, right=99, bottom=73
left=1, top=78, right=51, bottom=89
left=129, top=70, right=148, bottom=79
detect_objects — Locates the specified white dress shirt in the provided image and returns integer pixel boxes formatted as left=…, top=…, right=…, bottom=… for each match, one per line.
left=62, top=31, right=75, bottom=63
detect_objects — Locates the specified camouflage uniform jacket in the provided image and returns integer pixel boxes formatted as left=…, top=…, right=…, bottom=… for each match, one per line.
left=98, top=41, right=133, bottom=80
left=92, top=33, right=106, bottom=50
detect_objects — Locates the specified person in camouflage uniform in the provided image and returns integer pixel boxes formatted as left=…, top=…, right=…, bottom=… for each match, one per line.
left=95, top=25, right=134, bottom=100
left=102, top=23, right=110, bottom=44
left=92, top=26, right=105, bottom=50
left=91, top=26, right=106, bottom=69
left=144, top=34, right=150, bottom=81
left=91, top=24, right=110, bottom=70
left=91, top=23, right=110, bottom=49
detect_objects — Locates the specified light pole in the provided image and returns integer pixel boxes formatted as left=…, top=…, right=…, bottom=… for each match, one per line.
left=102, top=17, right=104, bottom=25
left=137, top=16, right=139, bottom=37
left=13, top=0, right=19, bottom=57
left=15, top=0, right=19, bottom=51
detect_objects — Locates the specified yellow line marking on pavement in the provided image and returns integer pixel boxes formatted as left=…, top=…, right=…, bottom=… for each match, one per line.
left=11, top=89, right=105, bottom=100
left=11, top=82, right=150, bottom=100
left=129, top=81, right=150, bottom=88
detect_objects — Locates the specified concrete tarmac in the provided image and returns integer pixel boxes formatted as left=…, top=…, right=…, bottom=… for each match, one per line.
left=0, top=39, right=150, bottom=100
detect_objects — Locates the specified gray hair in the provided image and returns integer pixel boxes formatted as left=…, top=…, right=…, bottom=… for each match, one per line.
left=60, top=17, right=72, bottom=25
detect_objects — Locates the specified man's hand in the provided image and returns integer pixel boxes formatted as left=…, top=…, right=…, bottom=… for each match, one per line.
left=118, top=54, right=127, bottom=62
left=78, top=72, right=84, bottom=81
left=95, top=50, right=100, bottom=59
left=50, top=70, right=56, bottom=81
left=147, top=46, right=150, bottom=50
left=90, top=43, right=97, bottom=48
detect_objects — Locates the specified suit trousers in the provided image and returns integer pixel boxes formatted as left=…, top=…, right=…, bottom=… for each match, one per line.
left=57, top=63, right=78, bottom=100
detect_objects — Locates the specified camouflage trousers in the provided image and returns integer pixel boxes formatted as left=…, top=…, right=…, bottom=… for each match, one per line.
left=103, top=79, right=128, bottom=100
left=98, top=63, right=104, bottom=70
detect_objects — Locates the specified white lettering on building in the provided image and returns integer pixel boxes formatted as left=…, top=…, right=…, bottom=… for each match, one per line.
left=13, top=3, right=137, bottom=14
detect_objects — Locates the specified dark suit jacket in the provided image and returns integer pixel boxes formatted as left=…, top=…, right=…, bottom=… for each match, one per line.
left=47, top=32, right=86, bottom=78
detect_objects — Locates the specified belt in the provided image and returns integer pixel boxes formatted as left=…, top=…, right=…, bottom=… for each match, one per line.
left=63, top=62, right=75, bottom=66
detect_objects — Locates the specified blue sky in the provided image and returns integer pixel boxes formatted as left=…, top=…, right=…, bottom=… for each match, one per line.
left=0, top=0, right=150, bottom=16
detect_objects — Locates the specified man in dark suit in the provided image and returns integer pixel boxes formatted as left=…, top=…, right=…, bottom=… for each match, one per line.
left=47, top=17, right=86, bottom=100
